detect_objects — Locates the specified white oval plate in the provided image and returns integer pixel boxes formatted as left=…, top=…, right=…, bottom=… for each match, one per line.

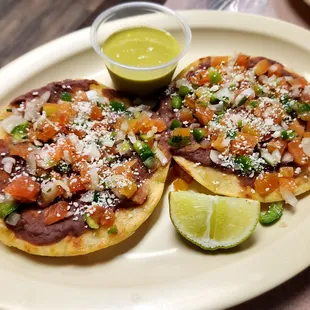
left=0, top=11, right=310, bottom=310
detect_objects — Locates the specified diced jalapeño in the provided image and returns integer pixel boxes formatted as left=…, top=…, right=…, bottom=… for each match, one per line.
left=179, top=85, right=190, bottom=97
left=193, top=128, right=204, bottom=142
left=259, top=202, right=283, bottom=225
left=168, top=135, right=190, bottom=148
left=85, top=214, right=99, bottom=229
left=170, top=119, right=182, bottom=130
left=208, top=67, right=222, bottom=84
left=235, top=155, right=253, bottom=172
left=11, top=122, right=30, bottom=142
left=133, top=141, right=155, bottom=161
left=281, top=130, right=297, bottom=141
left=171, top=95, right=183, bottom=109
left=110, top=100, right=126, bottom=111
left=0, top=201, right=18, bottom=219
left=61, top=92, right=72, bottom=102
left=107, top=225, right=118, bottom=234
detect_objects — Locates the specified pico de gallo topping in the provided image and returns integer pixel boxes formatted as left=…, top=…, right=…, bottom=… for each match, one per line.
left=160, top=54, right=310, bottom=206
left=0, top=80, right=169, bottom=244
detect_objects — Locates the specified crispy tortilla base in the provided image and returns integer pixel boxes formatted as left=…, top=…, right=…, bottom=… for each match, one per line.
left=173, top=56, right=310, bottom=202
left=0, top=80, right=169, bottom=256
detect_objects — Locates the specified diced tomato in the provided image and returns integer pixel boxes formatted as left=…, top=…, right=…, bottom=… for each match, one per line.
left=137, top=115, right=166, bottom=134
left=173, top=128, right=191, bottom=137
left=279, top=167, right=294, bottom=178
left=43, top=103, right=59, bottom=116
left=35, top=120, right=58, bottom=142
left=212, top=134, right=228, bottom=153
left=185, top=96, right=196, bottom=109
left=254, top=59, right=270, bottom=75
left=289, top=119, right=305, bottom=137
left=254, top=172, right=279, bottom=195
left=288, top=138, right=308, bottom=166
left=173, top=178, right=189, bottom=191
left=235, top=54, right=249, bottom=68
left=4, top=176, right=40, bottom=202
left=9, top=142, right=34, bottom=159
left=267, top=138, right=287, bottom=156
left=151, top=119, right=166, bottom=132
left=231, top=132, right=259, bottom=155
left=195, top=106, right=215, bottom=126
left=267, top=63, right=283, bottom=77
left=118, top=181, right=137, bottom=199
left=211, top=56, right=229, bottom=67
left=68, top=175, right=86, bottom=193
left=49, top=102, right=77, bottom=126
left=100, top=208, right=115, bottom=227
left=128, top=119, right=139, bottom=133
left=43, top=201, right=69, bottom=225
left=178, top=108, right=194, bottom=123
left=279, top=177, right=297, bottom=192
left=191, top=70, right=208, bottom=86
left=90, top=105, right=103, bottom=121
left=288, top=77, right=308, bottom=88
left=131, top=184, right=148, bottom=205
left=242, top=123, right=260, bottom=137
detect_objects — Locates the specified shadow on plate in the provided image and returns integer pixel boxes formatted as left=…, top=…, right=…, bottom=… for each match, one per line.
left=6, top=185, right=169, bottom=266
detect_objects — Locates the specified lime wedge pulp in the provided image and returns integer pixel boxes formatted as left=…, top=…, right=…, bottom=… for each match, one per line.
left=169, top=191, right=260, bottom=250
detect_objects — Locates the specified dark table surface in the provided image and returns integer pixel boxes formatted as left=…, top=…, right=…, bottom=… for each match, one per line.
left=1, top=1, right=310, bottom=309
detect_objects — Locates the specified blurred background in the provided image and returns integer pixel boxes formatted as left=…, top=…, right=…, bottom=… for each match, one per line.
left=0, top=0, right=310, bottom=68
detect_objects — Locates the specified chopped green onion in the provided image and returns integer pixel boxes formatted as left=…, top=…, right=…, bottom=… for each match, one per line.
left=259, top=202, right=283, bottom=225
left=280, top=94, right=294, bottom=114
left=238, top=96, right=248, bottom=106
left=133, top=141, right=155, bottom=161
left=281, top=130, right=297, bottom=141
left=110, top=100, right=126, bottom=111
left=193, top=128, right=204, bottom=142
left=179, top=85, right=190, bottom=97
left=60, top=92, right=71, bottom=102
left=168, top=135, right=190, bottom=148
left=171, top=95, right=183, bottom=109
left=6, top=108, right=12, bottom=112
left=54, top=161, right=72, bottom=174
left=170, top=119, right=182, bottom=130
left=93, top=191, right=100, bottom=203
left=11, top=122, right=30, bottom=142
left=249, top=100, right=258, bottom=108
left=107, top=225, right=118, bottom=234
left=0, top=201, right=18, bottom=219
left=253, top=84, right=263, bottom=96
left=85, top=214, right=99, bottom=229
left=208, top=67, right=222, bottom=84
left=234, top=155, right=253, bottom=172
left=144, top=157, right=156, bottom=169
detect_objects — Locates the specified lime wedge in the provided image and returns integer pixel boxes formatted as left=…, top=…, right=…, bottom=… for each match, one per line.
left=169, top=191, right=260, bottom=250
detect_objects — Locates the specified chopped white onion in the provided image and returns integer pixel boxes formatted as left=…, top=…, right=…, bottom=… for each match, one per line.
left=272, top=149, right=281, bottom=163
left=280, top=186, right=298, bottom=207
left=5, top=212, right=21, bottom=226
left=101, top=135, right=114, bottom=148
left=281, top=152, right=294, bottom=163
left=189, top=123, right=200, bottom=129
left=260, top=149, right=279, bottom=166
left=216, top=87, right=234, bottom=103
left=1, top=157, right=16, bottom=174
left=68, top=134, right=83, bottom=152
left=228, top=52, right=238, bottom=68
left=88, top=143, right=101, bottom=159
left=86, top=90, right=99, bottom=101
left=24, top=91, right=50, bottom=121
left=210, top=150, right=221, bottom=165
left=26, top=152, right=37, bottom=175
left=235, top=88, right=254, bottom=106
left=291, top=88, right=300, bottom=98
left=120, top=120, right=129, bottom=132
left=63, top=150, right=72, bottom=163
left=1, top=115, right=25, bottom=133
left=175, top=78, right=191, bottom=89
left=115, top=130, right=126, bottom=143
left=33, top=139, right=43, bottom=146
left=235, top=73, right=245, bottom=82
left=89, top=167, right=99, bottom=190
left=0, top=194, right=5, bottom=203
left=303, top=85, right=310, bottom=97
left=127, top=105, right=150, bottom=113
left=127, top=132, right=137, bottom=144
left=55, top=180, right=71, bottom=197
left=258, top=75, right=268, bottom=84
left=302, top=138, right=310, bottom=157
left=209, top=101, right=224, bottom=112
left=154, top=145, right=168, bottom=166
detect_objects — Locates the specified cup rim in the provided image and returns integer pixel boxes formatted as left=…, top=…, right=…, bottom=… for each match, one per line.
left=90, top=2, right=192, bottom=72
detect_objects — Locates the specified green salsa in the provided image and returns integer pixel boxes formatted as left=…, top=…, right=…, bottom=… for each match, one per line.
left=102, top=26, right=180, bottom=96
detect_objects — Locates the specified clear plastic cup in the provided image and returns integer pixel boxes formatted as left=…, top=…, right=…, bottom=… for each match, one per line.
left=90, top=2, right=191, bottom=97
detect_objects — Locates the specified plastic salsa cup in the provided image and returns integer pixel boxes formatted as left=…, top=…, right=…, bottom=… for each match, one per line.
left=90, top=2, right=192, bottom=97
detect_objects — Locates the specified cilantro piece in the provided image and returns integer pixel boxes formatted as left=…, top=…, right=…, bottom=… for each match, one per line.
left=281, top=130, right=297, bottom=141
left=60, top=92, right=71, bottom=102
left=110, top=101, right=126, bottom=111
left=234, top=155, right=253, bottom=172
